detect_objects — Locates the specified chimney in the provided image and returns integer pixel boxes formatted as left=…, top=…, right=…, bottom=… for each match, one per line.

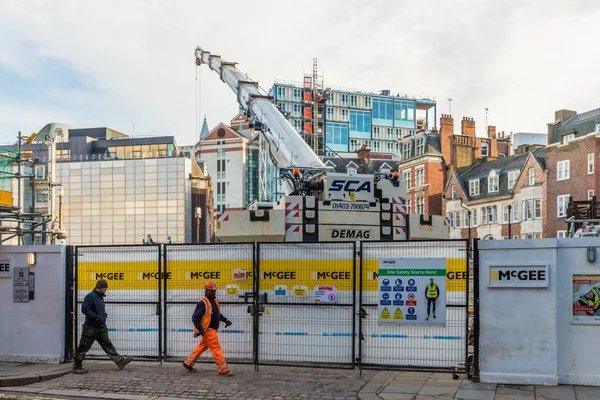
left=440, top=114, right=454, bottom=135
left=555, top=109, right=577, bottom=123
left=487, top=125, right=497, bottom=139
left=461, top=117, right=476, bottom=137
left=357, top=144, right=371, bottom=165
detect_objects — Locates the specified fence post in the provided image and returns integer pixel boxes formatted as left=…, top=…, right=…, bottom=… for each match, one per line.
left=64, top=245, right=75, bottom=362
left=357, top=241, right=364, bottom=375
left=253, top=242, right=260, bottom=371
left=158, top=244, right=163, bottom=364
left=472, top=239, right=480, bottom=379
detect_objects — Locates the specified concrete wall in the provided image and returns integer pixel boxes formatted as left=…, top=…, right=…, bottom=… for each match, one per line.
left=479, top=239, right=600, bottom=386
left=0, top=246, right=67, bottom=363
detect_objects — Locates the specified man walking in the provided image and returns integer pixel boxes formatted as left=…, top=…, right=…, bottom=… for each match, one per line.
left=183, top=281, right=233, bottom=376
left=425, top=277, right=440, bottom=321
left=73, top=280, right=132, bottom=374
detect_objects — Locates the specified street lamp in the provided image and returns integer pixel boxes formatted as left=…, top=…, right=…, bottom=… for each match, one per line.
left=194, top=207, right=202, bottom=243
left=508, top=204, right=512, bottom=239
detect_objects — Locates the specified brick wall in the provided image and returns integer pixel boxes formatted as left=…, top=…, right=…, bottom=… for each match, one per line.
left=544, top=136, right=599, bottom=237
left=425, top=160, right=447, bottom=215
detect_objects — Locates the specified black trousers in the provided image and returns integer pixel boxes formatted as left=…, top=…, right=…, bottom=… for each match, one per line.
left=427, top=298, right=437, bottom=316
left=74, top=324, right=122, bottom=368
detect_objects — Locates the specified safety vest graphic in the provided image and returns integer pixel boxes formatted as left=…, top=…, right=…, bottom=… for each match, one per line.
left=194, top=296, right=221, bottom=334
left=426, top=283, right=438, bottom=299
left=579, top=287, right=600, bottom=311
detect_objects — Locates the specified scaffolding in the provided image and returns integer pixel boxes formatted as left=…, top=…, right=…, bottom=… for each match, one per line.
left=0, top=132, right=54, bottom=245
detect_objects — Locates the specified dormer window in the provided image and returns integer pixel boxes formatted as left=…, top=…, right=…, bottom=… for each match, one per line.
left=563, top=134, right=575, bottom=145
left=481, top=142, right=489, bottom=157
left=347, top=167, right=357, bottom=175
left=488, top=170, right=499, bottom=193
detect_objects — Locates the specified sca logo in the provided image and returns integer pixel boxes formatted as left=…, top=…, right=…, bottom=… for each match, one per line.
left=329, top=180, right=371, bottom=192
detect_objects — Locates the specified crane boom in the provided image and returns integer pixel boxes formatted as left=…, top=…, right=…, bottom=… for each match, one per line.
left=194, top=47, right=325, bottom=174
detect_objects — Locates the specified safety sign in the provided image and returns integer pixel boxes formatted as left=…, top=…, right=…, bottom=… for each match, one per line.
left=226, top=284, right=239, bottom=295
left=378, top=258, right=447, bottom=326
left=314, top=286, right=337, bottom=303
left=293, top=286, right=307, bottom=297
left=274, top=285, right=288, bottom=296
left=232, top=269, right=247, bottom=281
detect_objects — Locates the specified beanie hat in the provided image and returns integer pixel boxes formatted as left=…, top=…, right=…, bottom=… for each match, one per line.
left=96, top=279, right=109, bottom=289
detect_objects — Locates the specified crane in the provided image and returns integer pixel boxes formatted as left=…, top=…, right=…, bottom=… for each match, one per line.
left=194, top=47, right=325, bottom=200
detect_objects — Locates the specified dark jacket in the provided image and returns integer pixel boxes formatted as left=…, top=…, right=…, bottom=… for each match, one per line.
left=82, top=289, right=108, bottom=326
left=192, top=297, right=228, bottom=334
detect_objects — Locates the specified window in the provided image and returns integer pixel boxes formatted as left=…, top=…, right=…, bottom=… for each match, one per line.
left=402, top=142, right=411, bottom=160
left=293, top=119, right=302, bottom=131
left=35, top=189, right=48, bottom=205
left=276, top=87, right=286, bottom=99
left=416, top=197, right=424, bottom=215
left=524, top=199, right=534, bottom=220
left=563, top=133, right=575, bottom=145
left=35, top=166, right=45, bottom=180
left=451, top=185, right=456, bottom=199
left=326, top=107, right=334, bottom=120
left=341, top=109, right=349, bottom=121
left=349, top=95, right=357, bottom=107
left=589, top=154, right=594, bottom=175
left=463, top=211, right=470, bottom=227
left=325, top=122, right=349, bottom=152
left=341, top=94, right=349, bottom=106
left=557, top=195, right=569, bottom=218
left=503, top=205, right=510, bottom=223
left=293, top=104, right=302, bottom=117
left=293, top=88, right=302, bottom=101
left=349, top=110, right=371, bottom=138
left=403, top=171, right=411, bottom=190
left=393, top=99, right=415, bottom=128
left=455, top=211, right=461, bottom=228
left=481, top=207, right=488, bottom=224
left=373, top=126, right=380, bottom=138
left=508, top=170, right=519, bottom=190
left=372, top=97, right=394, bottom=126
left=446, top=213, right=454, bottom=228
left=535, top=199, right=542, bottom=219
left=416, top=138, right=425, bottom=155
left=557, top=230, right=567, bottom=238
left=488, top=176, right=499, bottom=193
left=596, top=124, right=600, bottom=133
left=365, top=97, right=371, bottom=109
left=525, top=233, right=534, bottom=239
left=528, top=168, right=535, bottom=185
left=557, top=160, right=570, bottom=181
left=471, top=209, right=478, bottom=227
left=481, top=143, right=489, bottom=157
left=512, top=201, right=520, bottom=222
left=347, top=167, right=357, bottom=175
left=491, top=206, right=498, bottom=223
left=415, top=168, right=424, bottom=187
left=469, top=180, right=480, bottom=196
left=535, top=233, right=542, bottom=239
left=406, top=199, right=412, bottom=213
left=589, top=190, right=595, bottom=201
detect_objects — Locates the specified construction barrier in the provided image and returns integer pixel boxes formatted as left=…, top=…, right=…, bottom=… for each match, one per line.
left=72, top=240, right=470, bottom=372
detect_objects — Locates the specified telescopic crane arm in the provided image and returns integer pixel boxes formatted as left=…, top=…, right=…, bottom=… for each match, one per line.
left=194, top=47, right=325, bottom=172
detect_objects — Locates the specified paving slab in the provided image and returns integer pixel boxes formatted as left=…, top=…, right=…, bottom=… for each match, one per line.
left=379, top=394, right=417, bottom=400
left=459, top=382, right=497, bottom=391
left=423, top=379, right=463, bottom=387
left=40, top=389, right=107, bottom=398
left=454, top=388, right=496, bottom=400
left=417, top=385, right=458, bottom=396
left=574, top=386, right=600, bottom=400
left=535, top=385, right=575, bottom=400
left=494, top=395, right=535, bottom=400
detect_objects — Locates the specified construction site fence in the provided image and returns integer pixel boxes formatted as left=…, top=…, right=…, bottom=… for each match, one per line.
left=70, top=240, right=474, bottom=374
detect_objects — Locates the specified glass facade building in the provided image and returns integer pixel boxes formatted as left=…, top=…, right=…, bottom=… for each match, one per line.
left=271, top=81, right=436, bottom=157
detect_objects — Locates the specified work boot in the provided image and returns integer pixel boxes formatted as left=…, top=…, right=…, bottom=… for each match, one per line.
left=219, top=370, right=233, bottom=377
left=426, top=315, right=429, bottom=321
left=117, top=356, right=133, bottom=371
left=182, top=362, right=196, bottom=372
left=72, top=367, right=89, bottom=375
left=433, top=314, right=436, bottom=319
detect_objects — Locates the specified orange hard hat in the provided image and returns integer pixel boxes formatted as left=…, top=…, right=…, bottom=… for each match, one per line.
left=204, top=281, right=217, bottom=290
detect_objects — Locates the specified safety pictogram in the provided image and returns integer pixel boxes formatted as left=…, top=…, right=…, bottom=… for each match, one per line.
left=393, top=307, right=404, bottom=320
left=381, top=307, right=391, bottom=320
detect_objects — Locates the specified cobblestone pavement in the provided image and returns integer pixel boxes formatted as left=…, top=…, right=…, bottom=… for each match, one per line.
left=2, top=361, right=374, bottom=400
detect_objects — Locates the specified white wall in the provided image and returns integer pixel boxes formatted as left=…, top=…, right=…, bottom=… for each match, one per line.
left=0, top=246, right=67, bottom=363
left=510, top=132, right=547, bottom=155
left=479, top=238, right=600, bottom=386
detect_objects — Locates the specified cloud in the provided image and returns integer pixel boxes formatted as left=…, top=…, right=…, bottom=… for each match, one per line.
left=0, top=0, right=599, bottom=146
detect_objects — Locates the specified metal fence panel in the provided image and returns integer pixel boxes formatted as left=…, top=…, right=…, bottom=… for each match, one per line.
left=359, top=240, right=469, bottom=372
left=163, top=243, right=255, bottom=364
left=257, top=242, right=356, bottom=368
left=75, top=245, right=161, bottom=360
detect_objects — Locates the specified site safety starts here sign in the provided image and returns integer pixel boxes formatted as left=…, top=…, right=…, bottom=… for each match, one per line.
left=378, top=258, right=447, bottom=327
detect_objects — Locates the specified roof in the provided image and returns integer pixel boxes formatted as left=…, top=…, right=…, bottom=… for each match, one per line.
left=199, top=117, right=210, bottom=140
left=456, top=148, right=545, bottom=201
left=553, top=107, right=600, bottom=143
left=399, top=132, right=442, bottom=163
left=322, top=156, right=398, bottom=174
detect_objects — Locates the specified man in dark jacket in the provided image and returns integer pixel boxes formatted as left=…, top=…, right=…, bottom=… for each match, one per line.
left=73, top=280, right=132, bottom=374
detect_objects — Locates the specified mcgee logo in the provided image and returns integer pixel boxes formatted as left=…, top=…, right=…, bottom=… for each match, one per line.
left=488, top=265, right=549, bottom=288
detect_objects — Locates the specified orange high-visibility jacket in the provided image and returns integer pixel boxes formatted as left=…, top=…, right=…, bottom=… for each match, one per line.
left=193, top=296, right=221, bottom=334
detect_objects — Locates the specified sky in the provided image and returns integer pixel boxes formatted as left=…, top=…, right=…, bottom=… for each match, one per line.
left=1, top=0, right=599, bottom=146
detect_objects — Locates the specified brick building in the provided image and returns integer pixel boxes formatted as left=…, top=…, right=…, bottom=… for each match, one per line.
left=443, top=148, right=546, bottom=240
left=545, top=108, right=600, bottom=238
left=398, top=115, right=511, bottom=216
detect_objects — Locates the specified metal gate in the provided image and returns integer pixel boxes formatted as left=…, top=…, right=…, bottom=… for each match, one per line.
left=256, top=242, right=356, bottom=368
left=74, top=245, right=162, bottom=360
left=358, top=240, right=470, bottom=372
left=70, top=240, right=473, bottom=373
left=162, top=243, right=255, bottom=364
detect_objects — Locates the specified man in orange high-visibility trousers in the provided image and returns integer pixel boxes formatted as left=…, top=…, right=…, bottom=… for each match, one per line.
left=183, top=281, right=233, bottom=376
